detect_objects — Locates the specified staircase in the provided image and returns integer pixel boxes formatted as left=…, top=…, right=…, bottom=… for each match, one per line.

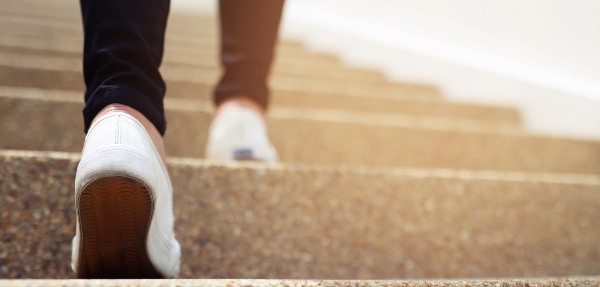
left=1, top=0, right=599, bottom=285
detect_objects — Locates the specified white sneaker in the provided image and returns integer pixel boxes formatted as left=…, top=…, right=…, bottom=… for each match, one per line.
left=205, top=105, right=278, bottom=162
left=72, top=111, right=181, bottom=278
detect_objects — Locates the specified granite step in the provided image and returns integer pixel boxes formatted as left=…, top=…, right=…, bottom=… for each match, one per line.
left=0, top=64, right=435, bottom=105
left=0, top=35, right=385, bottom=83
left=0, top=64, right=519, bottom=116
left=0, top=150, right=600, bottom=279
left=2, top=88, right=599, bottom=174
left=0, top=24, right=320, bottom=68
left=3, top=280, right=600, bottom=287
left=0, top=29, right=343, bottom=65
left=0, top=38, right=343, bottom=80
left=2, top=150, right=600, bottom=279
left=0, top=52, right=440, bottom=101
left=0, top=22, right=302, bottom=56
left=0, top=1, right=218, bottom=33
left=0, top=1, right=250, bottom=35
left=0, top=12, right=221, bottom=38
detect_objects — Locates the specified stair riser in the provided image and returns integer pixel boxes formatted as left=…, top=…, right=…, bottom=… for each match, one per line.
left=0, top=97, right=596, bottom=173
left=271, top=92, right=520, bottom=124
left=0, top=30, right=341, bottom=65
left=2, top=152, right=599, bottom=279
left=0, top=20, right=232, bottom=45
left=0, top=64, right=439, bottom=101
left=0, top=84, right=520, bottom=126
left=0, top=24, right=295, bottom=53
left=0, top=5, right=81, bottom=22
left=0, top=43, right=363, bottom=82
left=0, top=66, right=346, bottom=104
left=0, top=14, right=220, bottom=37
left=0, top=3, right=224, bottom=34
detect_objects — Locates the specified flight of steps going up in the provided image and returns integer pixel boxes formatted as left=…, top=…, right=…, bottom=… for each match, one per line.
left=1, top=0, right=599, bottom=283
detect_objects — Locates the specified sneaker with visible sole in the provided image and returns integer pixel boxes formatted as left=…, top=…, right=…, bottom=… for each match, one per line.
left=205, top=105, right=278, bottom=162
left=72, top=111, right=181, bottom=278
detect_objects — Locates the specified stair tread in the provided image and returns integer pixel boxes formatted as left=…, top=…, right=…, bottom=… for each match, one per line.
left=0, top=40, right=359, bottom=80
left=0, top=86, right=522, bottom=127
left=0, top=29, right=349, bottom=65
left=0, top=49, right=439, bottom=100
left=2, top=88, right=599, bottom=173
left=2, top=150, right=599, bottom=279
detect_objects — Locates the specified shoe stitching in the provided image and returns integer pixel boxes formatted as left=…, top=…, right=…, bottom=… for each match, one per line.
left=114, top=114, right=119, bottom=145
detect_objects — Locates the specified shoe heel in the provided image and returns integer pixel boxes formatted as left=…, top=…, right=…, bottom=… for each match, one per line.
left=76, top=176, right=163, bottom=279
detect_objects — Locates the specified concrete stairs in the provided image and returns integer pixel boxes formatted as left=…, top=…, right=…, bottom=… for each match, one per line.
left=1, top=0, right=600, bottom=284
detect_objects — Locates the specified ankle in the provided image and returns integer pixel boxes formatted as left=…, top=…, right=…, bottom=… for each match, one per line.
left=92, top=104, right=167, bottom=164
left=216, top=96, right=265, bottom=118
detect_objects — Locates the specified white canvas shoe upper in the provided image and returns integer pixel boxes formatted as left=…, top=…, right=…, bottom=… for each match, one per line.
left=72, top=111, right=181, bottom=278
left=205, top=105, right=278, bottom=162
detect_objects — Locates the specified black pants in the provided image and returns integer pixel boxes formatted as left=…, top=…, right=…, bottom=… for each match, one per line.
left=80, top=0, right=284, bottom=135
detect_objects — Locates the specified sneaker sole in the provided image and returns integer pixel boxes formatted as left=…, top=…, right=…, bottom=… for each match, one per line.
left=76, top=176, right=164, bottom=279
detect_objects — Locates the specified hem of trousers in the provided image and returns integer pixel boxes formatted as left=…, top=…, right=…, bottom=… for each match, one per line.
left=83, top=85, right=167, bottom=135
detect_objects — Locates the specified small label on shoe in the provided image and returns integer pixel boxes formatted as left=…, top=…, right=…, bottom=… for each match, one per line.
left=233, top=149, right=254, bottom=160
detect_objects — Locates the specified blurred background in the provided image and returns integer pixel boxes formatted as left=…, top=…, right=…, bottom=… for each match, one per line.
left=175, top=0, right=600, bottom=140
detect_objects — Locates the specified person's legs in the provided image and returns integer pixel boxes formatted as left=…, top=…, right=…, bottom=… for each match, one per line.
left=73, top=0, right=180, bottom=279
left=207, top=0, right=285, bottom=161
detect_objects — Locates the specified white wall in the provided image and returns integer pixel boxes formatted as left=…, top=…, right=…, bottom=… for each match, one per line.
left=172, top=0, right=600, bottom=140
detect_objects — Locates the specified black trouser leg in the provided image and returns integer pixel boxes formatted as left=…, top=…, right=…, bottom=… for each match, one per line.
left=80, top=0, right=170, bottom=135
left=215, top=0, right=285, bottom=110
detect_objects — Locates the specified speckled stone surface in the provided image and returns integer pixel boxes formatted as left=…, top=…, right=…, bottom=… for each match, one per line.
left=1, top=93, right=599, bottom=173
left=2, top=150, right=600, bottom=279
left=2, top=279, right=600, bottom=287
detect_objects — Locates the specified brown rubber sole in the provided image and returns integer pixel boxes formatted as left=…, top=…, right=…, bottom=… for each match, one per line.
left=76, top=176, right=163, bottom=279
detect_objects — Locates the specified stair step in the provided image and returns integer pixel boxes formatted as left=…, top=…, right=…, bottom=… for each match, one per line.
left=0, top=1, right=219, bottom=34
left=2, top=88, right=599, bottom=173
left=0, top=38, right=387, bottom=83
left=0, top=1, right=254, bottom=36
left=0, top=33, right=342, bottom=73
left=2, top=280, right=600, bottom=287
left=0, top=81, right=519, bottom=123
left=2, top=150, right=599, bottom=278
left=0, top=52, right=440, bottom=101
left=0, top=12, right=220, bottom=38
left=0, top=4, right=81, bottom=22
left=0, top=23, right=298, bottom=55
left=0, top=65, right=436, bottom=103
left=0, top=29, right=343, bottom=64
